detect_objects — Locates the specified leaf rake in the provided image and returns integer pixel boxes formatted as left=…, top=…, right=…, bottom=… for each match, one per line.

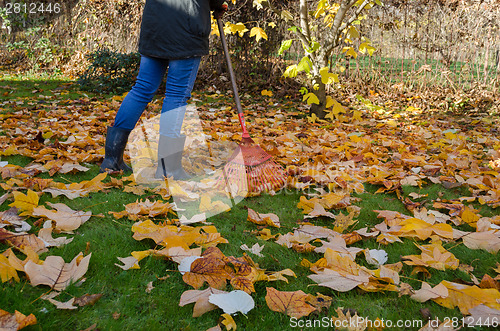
left=215, top=19, right=286, bottom=196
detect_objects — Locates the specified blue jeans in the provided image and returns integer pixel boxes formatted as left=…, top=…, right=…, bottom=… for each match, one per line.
left=113, top=55, right=201, bottom=137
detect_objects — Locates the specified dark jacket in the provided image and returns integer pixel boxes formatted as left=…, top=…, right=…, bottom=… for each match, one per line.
left=138, top=0, right=224, bottom=60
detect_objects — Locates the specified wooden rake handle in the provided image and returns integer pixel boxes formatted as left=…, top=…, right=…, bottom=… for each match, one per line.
left=217, top=18, right=250, bottom=139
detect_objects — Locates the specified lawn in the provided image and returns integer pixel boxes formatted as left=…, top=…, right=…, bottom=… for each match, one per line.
left=1, top=71, right=499, bottom=330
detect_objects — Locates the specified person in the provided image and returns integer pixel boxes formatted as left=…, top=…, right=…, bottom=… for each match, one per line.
left=100, top=0, right=228, bottom=179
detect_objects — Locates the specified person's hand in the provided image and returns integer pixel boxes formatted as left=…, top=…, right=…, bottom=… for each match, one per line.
left=213, top=3, right=228, bottom=19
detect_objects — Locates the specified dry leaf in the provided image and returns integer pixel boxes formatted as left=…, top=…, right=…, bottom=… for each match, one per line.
left=115, top=256, right=140, bottom=270
left=24, top=253, right=91, bottom=291
left=208, top=290, right=255, bottom=315
left=179, top=287, right=227, bottom=317
left=182, top=247, right=232, bottom=290
left=240, top=243, right=264, bottom=257
left=363, top=249, right=388, bottom=267
left=467, top=304, right=500, bottom=327
left=74, top=294, right=103, bottom=307
left=305, top=293, right=332, bottom=312
left=38, top=228, right=73, bottom=247
left=0, top=309, right=37, bottom=330
left=221, top=313, right=237, bottom=330
left=462, top=231, right=500, bottom=253
left=247, top=207, right=280, bottom=228
left=33, top=203, right=91, bottom=232
left=403, top=242, right=459, bottom=271
left=411, top=282, right=449, bottom=302
left=0, top=253, right=20, bottom=283
left=265, top=287, right=316, bottom=318
left=8, top=190, right=39, bottom=214
left=432, top=280, right=500, bottom=314
left=331, top=307, right=368, bottom=331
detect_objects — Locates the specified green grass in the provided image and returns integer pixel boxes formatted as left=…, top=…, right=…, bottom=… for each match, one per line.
left=1, top=73, right=499, bottom=330
left=2, top=167, right=497, bottom=330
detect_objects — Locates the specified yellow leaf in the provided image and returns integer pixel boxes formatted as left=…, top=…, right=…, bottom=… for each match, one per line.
left=433, top=281, right=500, bottom=314
left=250, top=26, right=268, bottom=42
left=342, top=46, right=357, bottom=59
left=331, top=99, right=345, bottom=115
left=0, top=253, right=20, bottom=283
left=307, top=113, right=318, bottom=124
left=9, top=190, right=39, bottom=214
left=319, top=67, right=339, bottom=85
left=221, top=313, right=237, bottom=330
left=461, top=207, right=480, bottom=226
left=348, top=26, right=360, bottom=39
left=229, top=22, right=249, bottom=37
left=268, top=22, right=276, bottom=28
left=359, top=42, right=376, bottom=56
left=303, top=93, right=320, bottom=105
left=261, top=89, right=273, bottom=97
left=352, top=110, right=363, bottom=122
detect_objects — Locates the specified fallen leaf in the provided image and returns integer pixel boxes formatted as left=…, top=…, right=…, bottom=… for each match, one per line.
left=467, top=304, right=500, bottom=327
left=247, top=207, right=280, bottom=228
left=402, top=242, right=459, bottom=271
left=221, top=313, right=237, bottom=330
left=411, top=282, right=449, bottom=302
left=8, top=190, right=39, bottom=214
left=364, top=249, right=388, bottom=267
left=37, top=228, right=73, bottom=247
left=208, top=290, right=255, bottom=315
left=0, top=309, right=37, bottom=330
left=179, top=287, right=227, bottom=317
left=24, top=253, right=91, bottom=291
left=182, top=247, right=232, bottom=290
left=462, top=231, right=500, bottom=253
left=74, top=294, right=103, bottom=307
left=0, top=253, right=20, bottom=283
left=145, top=282, right=154, bottom=293
left=240, top=243, right=264, bottom=257
left=432, top=280, right=500, bottom=314
left=331, top=307, right=369, bottom=330
left=33, top=203, right=92, bottom=233
left=115, top=256, right=140, bottom=270
left=265, top=287, right=316, bottom=318
left=305, top=293, right=332, bottom=312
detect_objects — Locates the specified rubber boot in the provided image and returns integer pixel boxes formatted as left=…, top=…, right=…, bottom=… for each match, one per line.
left=99, top=126, right=133, bottom=174
left=154, top=135, right=190, bottom=180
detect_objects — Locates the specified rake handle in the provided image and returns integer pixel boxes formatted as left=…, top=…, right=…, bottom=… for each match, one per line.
left=217, top=18, right=250, bottom=138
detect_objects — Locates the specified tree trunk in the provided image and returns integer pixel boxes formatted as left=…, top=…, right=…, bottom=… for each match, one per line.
left=310, top=77, right=328, bottom=119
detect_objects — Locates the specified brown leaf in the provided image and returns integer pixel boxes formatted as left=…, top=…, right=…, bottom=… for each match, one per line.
left=230, top=276, right=255, bottom=294
left=467, top=304, right=500, bottom=327
left=479, top=274, right=500, bottom=291
left=0, top=228, right=47, bottom=254
left=411, top=282, right=449, bottom=302
left=32, top=203, right=91, bottom=232
left=305, top=293, right=332, bottom=312
left=24, top=253, right=91, bottom=291
left=247, top=207, right=280, bottom=227
left=182, top=247, right=232, bottom=290
left=0, top=309, right=37, bottom=330
left=462, top=231, right=500, bottom=253
left=265, top=287, right=316, bottom=318
left=179, top=287, right=227, bottom=317
left=74, top=294, right=103, bottom=307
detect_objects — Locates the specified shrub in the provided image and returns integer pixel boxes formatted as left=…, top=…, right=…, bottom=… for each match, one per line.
left=77, top=48, right=140, bottom=94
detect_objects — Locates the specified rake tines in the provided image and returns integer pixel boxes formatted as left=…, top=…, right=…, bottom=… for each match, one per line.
left=215, top=18, right=287, bottom=197
left=216, top=137, right=287, bottom=197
